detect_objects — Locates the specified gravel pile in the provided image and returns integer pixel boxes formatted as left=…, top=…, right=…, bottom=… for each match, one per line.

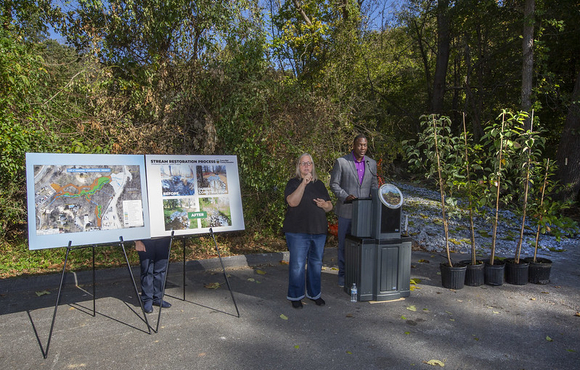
left=395, top=182, right=579, bottom=261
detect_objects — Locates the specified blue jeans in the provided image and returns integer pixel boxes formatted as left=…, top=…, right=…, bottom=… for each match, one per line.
left=337, top=216, right=352, bottom=278
left=285, top=233, right=326, bottom=301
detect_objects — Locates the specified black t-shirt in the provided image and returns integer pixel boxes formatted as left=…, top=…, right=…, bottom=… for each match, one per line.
left=282, top=177, right=331, bottom=234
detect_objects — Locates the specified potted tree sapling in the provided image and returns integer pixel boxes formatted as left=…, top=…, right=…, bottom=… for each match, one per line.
left=480, top=110, right=522, bottom=286
left=524, top=159, right=578, bottom=283
left=456, top=113, right=485, bottom=286
left=505, top=112, right=544, bottom=284
left=405, top=114, right=466, bottom=289
left=524, top=158, right=553, bottom=284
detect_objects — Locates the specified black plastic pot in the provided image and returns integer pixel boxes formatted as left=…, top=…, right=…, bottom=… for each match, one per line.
left=505, top=258, right=529, bottom=285
left=484, top=260, right=505, bottom=286
left=523, top=257, right=552, bottom=284
left=440, top=262, right=467, bottom=289
left=459, top=260, right=485, bottom=287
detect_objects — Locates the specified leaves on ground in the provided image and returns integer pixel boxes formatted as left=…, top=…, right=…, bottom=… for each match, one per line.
left=204, top=282, right=220, bottom=289
left=410, top=279, right=422, bottom=291
left=418, top=259, right=430, bottom=263
left=279, top=260, right=288, bottom=265
left=255, top=269, right=266, bottom=275
left=546, top=336, right=553, bottom=342
left=294, top=345, right=299, bottom=349
left=35, top=290, right=50, bottom=296
left=400, top=315, right=407, bottom=320
left=280, top=314, right=288, bottom=320
left=424, top=359, right=445, bottom=367
left=406, top=305, right=417, bottom=312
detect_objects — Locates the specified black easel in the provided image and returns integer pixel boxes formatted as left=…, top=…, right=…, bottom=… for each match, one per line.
left=34, top=238, right=151, bottom=359
left=177, top=228, right=239, bottom=318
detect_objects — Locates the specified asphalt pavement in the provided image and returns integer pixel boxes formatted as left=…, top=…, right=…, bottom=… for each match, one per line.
left=1, top=245, right=579, bottom=370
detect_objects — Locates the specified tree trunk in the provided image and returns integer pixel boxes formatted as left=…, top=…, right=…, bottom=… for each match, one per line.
left=412, top=19, right=433, bottom=106
left=556, top=70, right=580, bottom=202
left=521, top=0, right=535, bottom=130
left=431, top=0, right=451, bottom=114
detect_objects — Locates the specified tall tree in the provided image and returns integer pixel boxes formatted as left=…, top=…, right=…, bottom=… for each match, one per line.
left=521, top=0, right=534, bottom=130
left=556, top=71, right=580, bottom=202
left=431, top=0, right=451, bottom=114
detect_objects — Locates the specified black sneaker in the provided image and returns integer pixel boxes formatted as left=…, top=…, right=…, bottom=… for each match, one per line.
left=153, top=300, right=172, bottom=308
left=143, top=301, right=153, bottom=314
left=310, top=298, right=325, bottom=306
left=291, top=300, right=303, bottom=309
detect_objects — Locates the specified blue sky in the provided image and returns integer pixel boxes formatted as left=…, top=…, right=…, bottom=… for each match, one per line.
left=47, top=1, right=400, bottom=44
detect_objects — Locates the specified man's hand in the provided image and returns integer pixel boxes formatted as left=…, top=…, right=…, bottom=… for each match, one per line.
left=135, top=240, right=146, bottom=252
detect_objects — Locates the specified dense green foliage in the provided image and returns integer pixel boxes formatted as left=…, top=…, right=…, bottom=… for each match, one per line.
left=1, top=0, right=580, bottom=276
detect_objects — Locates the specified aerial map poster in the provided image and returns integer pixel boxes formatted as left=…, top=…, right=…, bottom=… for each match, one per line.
left=145, top=155, right=245, bottom=237
left=26, top=153, right=150, bottom=250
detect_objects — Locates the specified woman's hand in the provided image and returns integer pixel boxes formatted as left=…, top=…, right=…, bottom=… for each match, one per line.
left=313, top=198, right=333, bottom=212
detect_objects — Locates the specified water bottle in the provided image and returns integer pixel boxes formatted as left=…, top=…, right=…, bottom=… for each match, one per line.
left=351, top=283, right=357, bottom=302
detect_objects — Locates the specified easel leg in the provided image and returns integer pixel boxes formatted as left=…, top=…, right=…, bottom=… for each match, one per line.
left=183, top=237, right=186, bottom=301
left=40, top=241, right=72, bottom=358
left=92, top=246, right=96, bottom=317
left=210, top=228, right=240, bottom=318
left=119, top=237, right=151, bottom=334
left=154, top=232, right=174, bottom=332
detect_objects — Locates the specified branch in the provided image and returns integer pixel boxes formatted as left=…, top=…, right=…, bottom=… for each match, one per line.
left=292, top=0, right=313, bottom=27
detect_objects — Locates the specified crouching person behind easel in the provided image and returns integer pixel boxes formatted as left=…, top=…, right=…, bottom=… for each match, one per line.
left=135, top=238, right=172, bottom=313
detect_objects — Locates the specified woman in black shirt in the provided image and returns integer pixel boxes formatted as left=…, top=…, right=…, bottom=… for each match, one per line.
left=282, top=153, right=333, bottom=309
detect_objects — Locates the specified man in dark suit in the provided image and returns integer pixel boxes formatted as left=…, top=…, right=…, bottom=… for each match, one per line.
left=330, top=134, right=379, bottom=287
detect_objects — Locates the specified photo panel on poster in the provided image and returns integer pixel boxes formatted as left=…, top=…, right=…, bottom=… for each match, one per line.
left=26, top=153, right=151, bottom=250
left=145, top=155, right=245, bottom=237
